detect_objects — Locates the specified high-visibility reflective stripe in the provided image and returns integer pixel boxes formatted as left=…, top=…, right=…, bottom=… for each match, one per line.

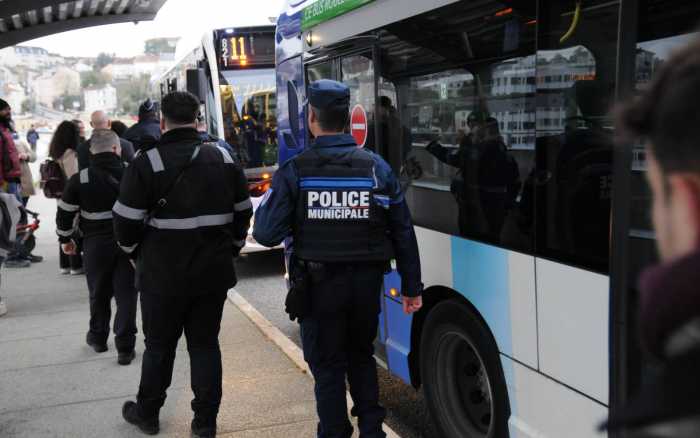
left=234, top=198, right=253, bottom=212
left=58, top=200, right=79, bottom=212
left=148, top=213, right=233, bottom=230
left=147, top=148, right=165, bottom=173
left=233, top=239, right=246, bottom=247
left=217, top=146, right=234, bottom=164
left=113, top=201, right=147, bottom=221
left=119, top=243, right=139, bottom=254
left=57, top=228, right=75, bottom=237
left=79, top=168, right=89, bottom=184
left=81, top=210, right=113, bottom=220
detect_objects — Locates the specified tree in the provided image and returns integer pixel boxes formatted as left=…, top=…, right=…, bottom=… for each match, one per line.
left=81, top=71, right=109, bottom=88
left=95, top=52, right=116, bottom=72
left=116, top=74, right=152, bottom=116
left=21, top=98, right=36, bottom=114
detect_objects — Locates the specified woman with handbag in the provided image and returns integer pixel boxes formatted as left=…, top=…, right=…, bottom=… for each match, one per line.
left=49, top=121, right=83, bottom=275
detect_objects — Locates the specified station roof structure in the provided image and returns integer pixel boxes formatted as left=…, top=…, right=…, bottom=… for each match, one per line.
left=0, top=0, right=169, bottom=49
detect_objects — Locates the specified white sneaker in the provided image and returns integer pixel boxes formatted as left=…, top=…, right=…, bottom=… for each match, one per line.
left=70, top=268, right=85, bottom=275
left=59, top=268, right=70, bottom=275
left=0, top=297, right=7, bottom=316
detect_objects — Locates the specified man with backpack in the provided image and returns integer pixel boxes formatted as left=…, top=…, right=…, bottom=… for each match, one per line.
left=56, top=129, right=137, bottom=365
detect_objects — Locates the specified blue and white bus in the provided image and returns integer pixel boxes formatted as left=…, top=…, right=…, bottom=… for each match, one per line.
left=276, top=1, right=700, bottom=436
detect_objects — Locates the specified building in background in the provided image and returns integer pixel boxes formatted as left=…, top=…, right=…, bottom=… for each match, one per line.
left=33, top=67, right=81, bottom=107
left=0, top=45, right=62, bottom=70
left=83, top=84, right=118, bottom=114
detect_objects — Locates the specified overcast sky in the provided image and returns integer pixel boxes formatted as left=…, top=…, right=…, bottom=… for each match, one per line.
left=24, top=0, right=286, bottom=58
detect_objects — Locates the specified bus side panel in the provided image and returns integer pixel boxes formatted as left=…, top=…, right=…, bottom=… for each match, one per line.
left=536, top=259, right=610, bottom=404
left=501, top=355, right=607, bottom=438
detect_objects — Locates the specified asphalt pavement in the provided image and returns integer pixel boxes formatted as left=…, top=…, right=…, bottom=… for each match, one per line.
left=234, top=251, right=439, bottom=438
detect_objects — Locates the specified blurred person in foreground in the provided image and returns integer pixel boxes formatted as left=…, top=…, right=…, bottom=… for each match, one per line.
left=77, top=110, right=135, bottom=170
left=124, top=99, right=161, bottom=153
left=0, top=190, right=22, bottom=316
left=50, top=121, right=83, bottom=275
left=72, top=119, right=87, bottom=144
left=605, top=37, right=700, bottom=437
left=114, top=91, right=252, bottom=437
left=57, top=129, right=137, bottom=364
left=111, top=120, right=129, bottom=139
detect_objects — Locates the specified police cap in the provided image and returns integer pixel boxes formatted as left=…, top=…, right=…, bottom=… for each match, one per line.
left=306, top=80, right=350, bottom=110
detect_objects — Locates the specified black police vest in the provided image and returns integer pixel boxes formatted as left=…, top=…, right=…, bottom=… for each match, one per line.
left=293, top=148, right=394, bottom=263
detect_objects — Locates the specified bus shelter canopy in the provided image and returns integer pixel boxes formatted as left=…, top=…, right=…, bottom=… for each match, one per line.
left=0, top=0, right=168, bottom=49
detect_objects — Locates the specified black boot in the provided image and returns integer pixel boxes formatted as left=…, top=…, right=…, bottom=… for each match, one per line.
left=118, top=350, right=136, bottom=366
left=191, top=418, right=216, bottom=438
left=85, top=334, right=107, bottom=353
left=122, top=401, right=159, bottom=435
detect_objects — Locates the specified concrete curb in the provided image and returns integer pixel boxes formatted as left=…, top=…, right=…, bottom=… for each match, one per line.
left=228, top=290, right=402, bottom=438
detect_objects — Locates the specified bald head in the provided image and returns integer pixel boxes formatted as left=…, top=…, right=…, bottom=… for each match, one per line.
left=90, top=111, right=110, bottom=130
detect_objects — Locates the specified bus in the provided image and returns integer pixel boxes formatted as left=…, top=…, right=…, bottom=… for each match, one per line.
left=159, top=25, right=280, bottom=252
left=275, top=1, right=700, bottom=436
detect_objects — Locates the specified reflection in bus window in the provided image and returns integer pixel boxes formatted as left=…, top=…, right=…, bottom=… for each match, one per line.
left=342, top=54, right=376, bottom=151
left=536, top=1, right=619, bottom=273
left=219, top=69, right=278, bottom=169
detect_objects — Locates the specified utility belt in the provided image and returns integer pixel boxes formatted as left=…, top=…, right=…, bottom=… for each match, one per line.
left=284, top=257, right=391, bottom=322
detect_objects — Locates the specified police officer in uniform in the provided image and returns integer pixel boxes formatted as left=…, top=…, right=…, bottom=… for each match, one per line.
left=113, top=91, right=253, bottom=437
left=254, top=80, right=423, bottom=438
left=56, top=129, right=137, bottom=365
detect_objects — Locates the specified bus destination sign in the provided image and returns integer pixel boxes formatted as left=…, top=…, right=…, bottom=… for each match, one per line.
left=301, top=0, right=375, bottom=31
left=216, top=28, right=275, bottom=70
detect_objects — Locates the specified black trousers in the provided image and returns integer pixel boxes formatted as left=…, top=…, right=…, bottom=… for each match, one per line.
left=137, top=289, right=228, bottom=423
left=59, top=239, right=83, bottom=270
left=83, top=235, right=137, bottom=352
left=300, top=263, right=387, bottom=438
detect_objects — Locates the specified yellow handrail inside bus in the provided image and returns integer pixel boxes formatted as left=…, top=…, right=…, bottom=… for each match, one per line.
left=560, top=1, right=582, bottom=44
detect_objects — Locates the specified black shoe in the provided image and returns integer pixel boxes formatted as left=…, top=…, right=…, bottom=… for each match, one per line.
left=27, top=254, right=43, bottom=263
left=4, top=258, right=31, bottom=268
left=122, top=401, right=159, bottom=435
left=118, top=350, right=136, bottom=365
left=191, top=418, right=216, bottom=438
left=85, top=334, right=108, bottom=353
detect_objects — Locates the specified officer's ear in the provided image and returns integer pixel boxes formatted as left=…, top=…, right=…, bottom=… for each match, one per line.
left=160, top=118, right=166, bottom=133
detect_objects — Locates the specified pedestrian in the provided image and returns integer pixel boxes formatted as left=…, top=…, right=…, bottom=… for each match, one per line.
left=605, top=38, right=700, bottom=436
left=49, top=121, right=84, bottom=275
left=77, top=111, right=135, bottom=170
left=253, top=79, right=424, bottom=438
left=111, top=120, right=128, bottom=139
left=56, top=129, right=138, bottom=365
left=0, top=191, right=22, bottom=317
left=26, top=124, right=39, bottom=151
left=114, top=91, right=253, bottom=437
left=123, top=99, right=161, bottom=153
left=6, top=138, right=42, bottom=264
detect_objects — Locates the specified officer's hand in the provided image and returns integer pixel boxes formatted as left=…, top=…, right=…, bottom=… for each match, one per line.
left=402, top=296, right=423, bottom=314
left=61, top=241, right=77, bottom=255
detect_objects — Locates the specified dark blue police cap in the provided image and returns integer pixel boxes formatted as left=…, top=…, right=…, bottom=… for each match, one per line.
left=306, top=80, right=350, bottom=109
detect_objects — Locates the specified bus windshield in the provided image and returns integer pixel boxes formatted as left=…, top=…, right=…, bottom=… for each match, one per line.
left=219, top=68, right=278, bottom=170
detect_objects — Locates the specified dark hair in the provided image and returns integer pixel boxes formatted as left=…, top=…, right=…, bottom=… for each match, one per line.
left=111, top=120, right=128, bottom=138
left=617, top=37, right=700, bottom=174
left=49, top=121, right=80, bottom=160
left=312, top=105, right=349, bottom=132
left=161, top=91, right=199, bottom=125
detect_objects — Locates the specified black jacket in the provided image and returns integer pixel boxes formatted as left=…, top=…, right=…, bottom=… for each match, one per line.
left=77, top=137, right=135, bottom=170
left=57, top=153, right=124, bottom=243
left=113, top=128, right=253, bottom=295
left=123, top=118, right=161, bottom=153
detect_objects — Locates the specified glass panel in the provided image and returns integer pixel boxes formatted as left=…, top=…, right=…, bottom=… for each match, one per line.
left=376, top=2, right=536, bottom=250
left=341, top=54, right=377, bottom=152
left=535, top=1, right=619, bottom=273
left=307, top=61, right=334, bottom=83
left=219, top=68, right=277, bottom=169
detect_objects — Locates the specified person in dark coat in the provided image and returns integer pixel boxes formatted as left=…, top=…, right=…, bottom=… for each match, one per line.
left=77, top=111, right=135, bottom=170
left=123, top=99, right=161, bottom=153
left=605, top=37, right=700, bottom=437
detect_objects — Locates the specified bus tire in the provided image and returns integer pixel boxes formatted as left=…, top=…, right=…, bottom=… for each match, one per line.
left=420, top=300, right=509, bottom=438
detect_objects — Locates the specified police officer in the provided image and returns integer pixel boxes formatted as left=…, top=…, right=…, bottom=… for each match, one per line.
left=253, top=80, right=423, bottom=438
left=124, top=99, right=162, bottom=153
left=56, top=129, right=137, bottom=365
left=113, top=91, right=253, bottom=437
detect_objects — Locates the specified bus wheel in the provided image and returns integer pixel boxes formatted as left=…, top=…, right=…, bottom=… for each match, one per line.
left=420, top=300, right=509, bottom=438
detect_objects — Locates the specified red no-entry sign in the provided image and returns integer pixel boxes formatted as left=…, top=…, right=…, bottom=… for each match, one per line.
left=350, top=104, right=368, bottom=148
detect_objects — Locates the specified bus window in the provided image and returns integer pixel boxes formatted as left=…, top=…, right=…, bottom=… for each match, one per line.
left=307, top=61, right=334, bottom=83
left=341, top=54, right=377, bottom=152
left=535, top=1, right=619, bottom=273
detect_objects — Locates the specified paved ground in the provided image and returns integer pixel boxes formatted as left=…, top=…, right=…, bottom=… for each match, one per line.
left=235, top=252, right=439, bottom=438
left=0, top=195, right=320, bottom=437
